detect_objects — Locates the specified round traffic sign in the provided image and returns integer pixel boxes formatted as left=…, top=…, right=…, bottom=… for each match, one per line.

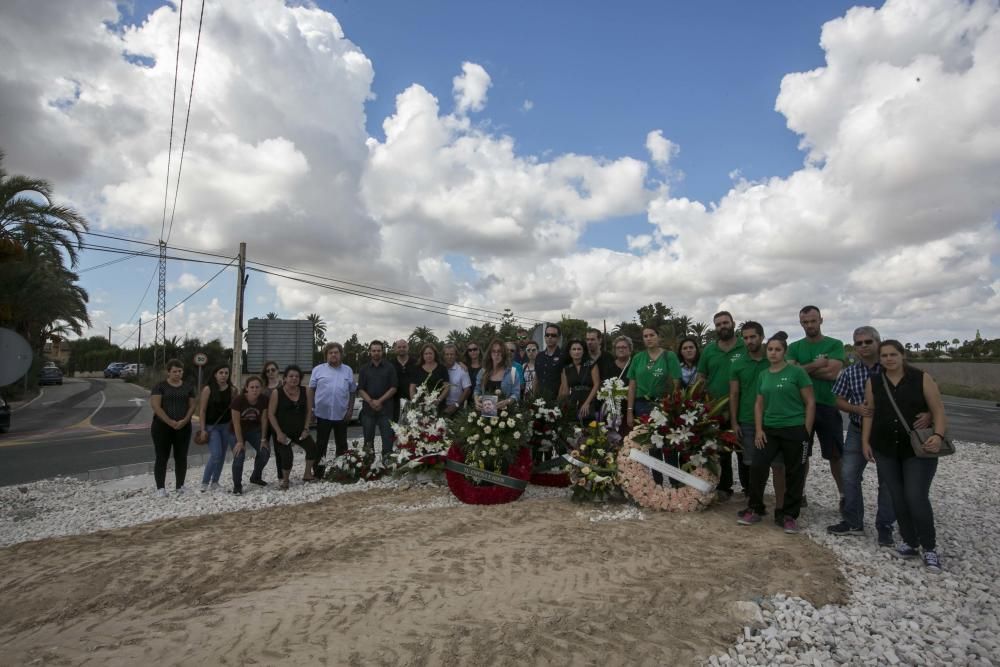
left=193, top=352, right=208, bottom=367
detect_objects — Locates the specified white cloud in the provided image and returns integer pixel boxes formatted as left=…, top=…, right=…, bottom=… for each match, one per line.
left=452, top=61, right=491, bottom=114
left=168, top=272, right=202, bottom=292
left=522, top=99, right=534, bottom=111
left=645, top=129, right=678, bottom=167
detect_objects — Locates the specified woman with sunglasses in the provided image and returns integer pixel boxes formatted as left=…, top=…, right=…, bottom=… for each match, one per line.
left=463, top=342, right=484, bottom=408
left=522, top=341, right=539, bottom=400
left=261, top=360, right=282, bottom=484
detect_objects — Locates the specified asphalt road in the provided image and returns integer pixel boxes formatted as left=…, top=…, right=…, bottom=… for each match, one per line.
left=0, top=378, right=364, bottom=487
left=0, top=379, right=996, bottom=487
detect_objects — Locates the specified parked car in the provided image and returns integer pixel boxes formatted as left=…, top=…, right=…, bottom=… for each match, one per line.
left=0, top=395, right=10, bottom=433
left=38, top=366, right=64, bottom=386
left=120, top=363, right=146, bottom=379
left=104, top=362, right=128, bottom=378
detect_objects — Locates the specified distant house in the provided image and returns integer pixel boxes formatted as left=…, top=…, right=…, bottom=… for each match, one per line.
left=42, top=337, right=71, bottom=367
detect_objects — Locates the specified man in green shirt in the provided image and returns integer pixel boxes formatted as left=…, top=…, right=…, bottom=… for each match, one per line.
left=729, top=322, right=784, bottom=523
left=787, top=305, right=846, bottom=504
left=697, top=310, right=746, bottom=498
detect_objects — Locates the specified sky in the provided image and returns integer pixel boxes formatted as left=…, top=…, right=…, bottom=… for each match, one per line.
left=2, top=0, right=999, bottom=350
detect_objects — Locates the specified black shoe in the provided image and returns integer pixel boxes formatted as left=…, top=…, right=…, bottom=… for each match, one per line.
left=717, top=490, right=733, bottom=502
left=827, top=521, right=864, bottom=536
left=314, top=464, right=327, bottom=479
left=233, top=486, right=243, bottom=496
left=249, top=477, right=268, bottom=487
left=877, top=526, right=894, bottom=548
left=774, top=509, right=784, bottom=526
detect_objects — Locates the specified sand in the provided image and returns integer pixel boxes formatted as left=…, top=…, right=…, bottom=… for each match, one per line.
left=0, top=487, right=846, bottom=666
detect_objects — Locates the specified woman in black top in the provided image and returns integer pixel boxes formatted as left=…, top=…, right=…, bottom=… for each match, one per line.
left=409, top=343, right=449, bottom=407
left=463, top=342, right=483, bottom=408
left=198, top=365, right=237, bottom=493
left=862, top=340, right=948, bottom=573
left=262, top=360, right=282, bottom=480
left=559, top=339, right=599, bottom=422
left=149, top=359, right=196, bottom=496
left=268, top=365, right=316, bottom=490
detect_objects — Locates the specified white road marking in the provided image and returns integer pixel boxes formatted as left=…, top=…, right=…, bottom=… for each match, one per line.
left=11, top=388, right=44, bottom=412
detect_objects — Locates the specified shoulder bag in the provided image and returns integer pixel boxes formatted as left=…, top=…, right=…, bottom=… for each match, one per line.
left=880, top=374, right=955, bottom=458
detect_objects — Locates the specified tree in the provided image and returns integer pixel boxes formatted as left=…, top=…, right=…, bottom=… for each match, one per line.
left=265, top=312, right=278, bottom=320
left=690, top=322, right=710, bottom=346
left=408, top=326, right=438, bottom=346
left=0, top=150, right=89, bottom=267
left=558, top=316, right=589, bottom=343
left=498, top=308, right=520, bottom=341
left=465, top=323, right=498, bottom=347
left=306, top=313, right=327, bottom=350
left=446, top=329, right=469, bottom=348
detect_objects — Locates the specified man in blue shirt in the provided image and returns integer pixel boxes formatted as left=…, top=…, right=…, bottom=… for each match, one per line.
left=308, top=342, right=357, bottom=477
left=442, top=344, right=472, bottom=417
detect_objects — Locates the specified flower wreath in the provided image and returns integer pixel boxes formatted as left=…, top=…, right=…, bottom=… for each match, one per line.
left=617, top=425, right=718, bottom=512
left=445, top=443, right=533, bottom=505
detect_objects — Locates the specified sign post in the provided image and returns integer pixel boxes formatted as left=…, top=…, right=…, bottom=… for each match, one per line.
left=194, top=352, right=208, bottom=395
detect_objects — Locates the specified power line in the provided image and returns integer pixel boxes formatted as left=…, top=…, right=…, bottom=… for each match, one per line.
left=164, top=0, right=206, bottom=246
left=78, top=243, right=235, bottom=267
left=159, top=0, right=185, bottom=241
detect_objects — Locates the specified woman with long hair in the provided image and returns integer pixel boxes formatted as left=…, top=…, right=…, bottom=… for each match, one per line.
left=742, top=336, right=815, bottom=534
left=463, top=342, right=483, bottom=408
left=261, top=360, right=282, bottom=483
left=677, top=336, right=701, bottom=389
left=522, top=340, right=539, bottom=400
left=474, top=338, right=521, bottom=412
left=230, top=375, right=270, bottom=494
left=863, top=340, right=948, bottom=572
left=198, top=365, right=237, bottom=493
left=626, top=326, right=681, bottom=429
left=149, top=359, right=196, bottom=496
left=268, top=365, right=316, bottom=489
left=559, top=338, right=600, bottom=422
left=409, top=343, right=450, bottom=407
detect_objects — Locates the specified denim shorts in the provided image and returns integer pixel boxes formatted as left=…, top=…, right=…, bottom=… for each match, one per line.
left=813, top=403, right=845, bottom=461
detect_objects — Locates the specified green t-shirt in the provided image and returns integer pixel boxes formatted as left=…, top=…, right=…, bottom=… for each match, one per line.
left=627, top=350, right=681, bottom=400
left=757, top=364, right=813, bottom=428
left=787, top=336, right=845, bottom=406
left=729, top=354, right=769, bottom=424
left=697, top=338, right=747, bottom=400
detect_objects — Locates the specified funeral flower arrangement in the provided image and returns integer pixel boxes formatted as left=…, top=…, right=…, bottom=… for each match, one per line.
left=596, top=377, right=629, bottom=427
left=566, top=420, right=622, bottom=502
left=325, top=441, right=386, bottom=484
left=449, top=406, right=530, bottom=480
left=390, top=379, right=450, bottom=473
left=617, top=381, right=735, bottom=512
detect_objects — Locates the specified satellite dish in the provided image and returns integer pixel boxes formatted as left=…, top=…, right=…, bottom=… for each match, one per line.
left=0, top=328, right=33, bottom=386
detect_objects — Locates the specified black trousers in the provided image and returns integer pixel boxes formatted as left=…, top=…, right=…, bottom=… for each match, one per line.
left=748, top=425, right=809, bottom=519
left=151, top=419, right=191, bottom=490
left=274, top=436, right=318, bottom=473
left=316, top=417, right=348, bottom=459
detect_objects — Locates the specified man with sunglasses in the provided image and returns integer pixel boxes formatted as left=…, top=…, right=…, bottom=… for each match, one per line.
left=830, top=326, right=898, bottom=543
left=535, top=324, right=567, bottom=402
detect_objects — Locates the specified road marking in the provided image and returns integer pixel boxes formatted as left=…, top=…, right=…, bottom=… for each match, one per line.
left=129, top=397, right=145, bottom=406
left=0, top=429, right=125, bottom=448
left=11, top=388, right=44, bottom=412
left=91, top=444, right=149, bottom=454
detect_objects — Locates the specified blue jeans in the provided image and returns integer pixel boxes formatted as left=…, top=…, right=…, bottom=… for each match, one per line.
left=232, top=430, right=270, bottom=486
left=842, top=423, right=895, bottom=530
left=874, top=449, right=938, bottom=551
left=201, top=424, right=236, bottom=485
left=361, top=410, right=394, bottom=455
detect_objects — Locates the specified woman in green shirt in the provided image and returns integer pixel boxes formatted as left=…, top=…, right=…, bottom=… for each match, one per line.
left=626, top=326, right=681, bottom=429
left=739, top=336, right=815, bottom=534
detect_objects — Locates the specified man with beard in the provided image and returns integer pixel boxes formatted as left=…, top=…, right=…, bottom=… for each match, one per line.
left=788, top=305, right=846, bottom=507
left=358, top=340, right=398, bottom=463
left=730, top=322, right=785, bottom=524
left=391, top=339, right=417, bottom=422
left=697, top=311, right=747, bottom=499
left=308, top=342, right=357, bottom=477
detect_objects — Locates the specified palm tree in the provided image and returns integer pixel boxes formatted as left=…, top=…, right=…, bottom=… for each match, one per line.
left=0, top=150, right=88, bottom=267
left=408, top=326, right=438, bottom=345
left=690, top=322, right=710, bottom=346
left=265, top=312, right=278, bottom=320
left=306, top=313, right=327, bottom=350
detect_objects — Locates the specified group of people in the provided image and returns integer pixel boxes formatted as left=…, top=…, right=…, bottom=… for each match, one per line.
left=148, top=305, right=950, bottom=573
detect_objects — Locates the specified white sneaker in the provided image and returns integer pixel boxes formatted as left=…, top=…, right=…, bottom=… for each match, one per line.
left=200, top=483, right=209, bottom=493
left=155, top=488, right=168, bottom=498
left=209, top=482, right=223, bottom=493
left=175, top=486, right=187, bottom=495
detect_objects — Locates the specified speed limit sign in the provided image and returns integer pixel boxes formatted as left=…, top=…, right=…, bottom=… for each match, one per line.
left=193, top=352, right=208, bottom=367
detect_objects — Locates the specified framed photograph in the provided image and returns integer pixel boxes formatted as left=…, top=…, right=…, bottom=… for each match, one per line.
left=480, top=395, right=498, bottom=417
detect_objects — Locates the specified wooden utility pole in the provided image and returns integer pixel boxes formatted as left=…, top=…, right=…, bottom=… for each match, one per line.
left=137, top=319, right=141, bottom=366
left=232, top=242, right=247, bottom=389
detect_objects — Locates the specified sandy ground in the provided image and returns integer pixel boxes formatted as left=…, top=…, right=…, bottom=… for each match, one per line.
left=0, top=487, right=845, bottom=666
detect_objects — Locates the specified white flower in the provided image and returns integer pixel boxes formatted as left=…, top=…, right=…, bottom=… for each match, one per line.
left=484, top=426, right=492, bottom=434
left=680, top=410, right=699, bottom=425
left=489, top=448, right=497, bottom=455
left=501, top=410, right=509, bottom=418
left=506, top=419, right=515, bottom=428
left=513, top=431, right=521, bottom=439
left=468, top=414, right=475, bottom=423
left=490, top=417, right=499, bottom=425
left=666, top=426, right=693, bottom=445
left=651, top=433, right=665, bottom=447
left=650, top=410, right=668, bottom=427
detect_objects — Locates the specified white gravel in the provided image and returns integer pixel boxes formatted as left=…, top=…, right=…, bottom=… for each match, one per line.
left=706, top=439, right=1000, bottom=667
left=2, top=441, right=998, bottom=665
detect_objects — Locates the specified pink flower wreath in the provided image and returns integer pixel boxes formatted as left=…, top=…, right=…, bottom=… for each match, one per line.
left=616, top=425, right=718, bottom=512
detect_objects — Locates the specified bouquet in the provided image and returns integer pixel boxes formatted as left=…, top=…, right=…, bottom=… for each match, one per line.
left=325, top=441, right=386, bottom=484
left=449, top=406, right=530, bottom=483
left=566, top=420, right=622, bottom=502
left=596, top=377, right=628, bottom=428
left=527, top=398, right=574, bottom=464
left=390, top=379, right=450, bottom=474
left=631, top=380, right=735, bottom=479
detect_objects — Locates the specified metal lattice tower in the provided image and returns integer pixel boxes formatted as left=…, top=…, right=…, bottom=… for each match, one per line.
left=154, top=240, right=167, bottom=370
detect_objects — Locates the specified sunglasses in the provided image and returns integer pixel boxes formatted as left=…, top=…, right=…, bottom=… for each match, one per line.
left=265, top=367, right=278, bottom=373
left=855, top=339, right=875, bottom=345
left=545, top=333, right=558, bottom=338
left=467, top=347, right=479, bottom=352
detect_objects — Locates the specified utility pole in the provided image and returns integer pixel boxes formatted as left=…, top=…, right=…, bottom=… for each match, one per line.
left=108, top=325, right=112, bottom=346
left=137, top=318, right=142, bottom=366
left=232, top=242, right=247, bottom=389
left=154, top=240, right=167, bottom=371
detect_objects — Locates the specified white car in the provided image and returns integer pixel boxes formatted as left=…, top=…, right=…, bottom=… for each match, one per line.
left=120, top=363, right=146, bottom=379
left=351, top=397, right=362, bottom=423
